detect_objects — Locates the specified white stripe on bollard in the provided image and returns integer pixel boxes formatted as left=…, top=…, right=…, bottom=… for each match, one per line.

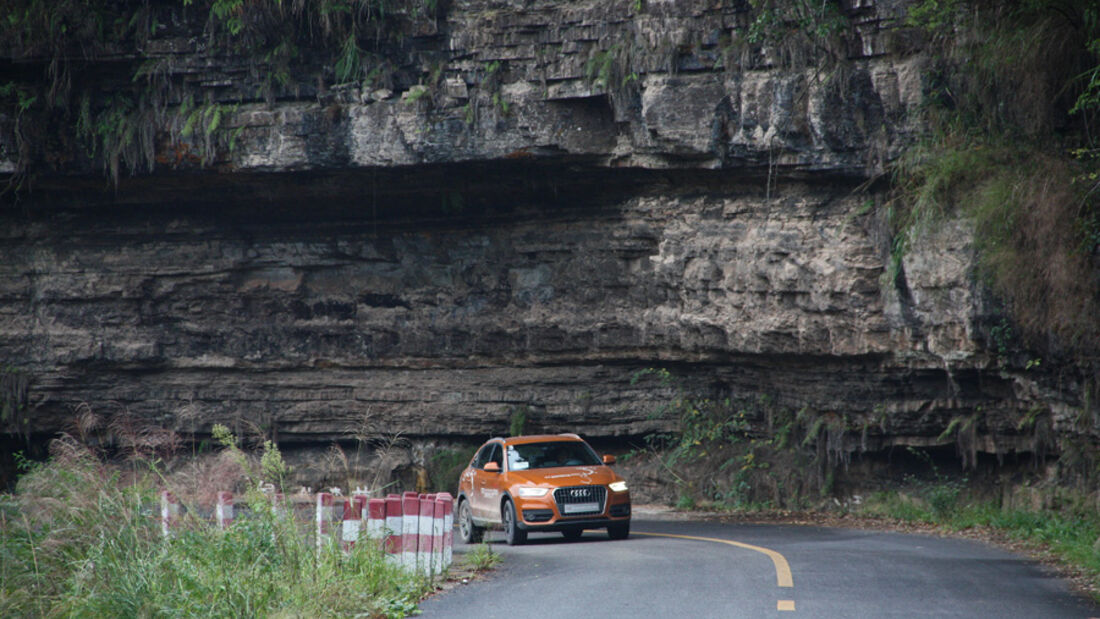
left=216, top=491, right=234, bottom=529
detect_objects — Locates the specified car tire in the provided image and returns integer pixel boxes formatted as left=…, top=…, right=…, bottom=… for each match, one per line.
left=503, top=499, right=527, bottom=546
left=458, top=499, right=484, bottom=544
left=561, top=528, right=583, bottom=540
left=607, top=522, right=630, bottom=540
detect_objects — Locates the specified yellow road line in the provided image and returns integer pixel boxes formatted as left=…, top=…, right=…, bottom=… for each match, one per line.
left=634, top=531, right=794, bottom=588
left=778, top=600, right=796, bottom=611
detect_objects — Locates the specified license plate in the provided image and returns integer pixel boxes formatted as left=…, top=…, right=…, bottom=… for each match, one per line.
left=562, top=502, right=599, bottom=514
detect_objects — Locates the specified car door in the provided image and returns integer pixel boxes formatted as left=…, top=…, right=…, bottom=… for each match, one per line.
left=471, top=443, right=504, bottom=521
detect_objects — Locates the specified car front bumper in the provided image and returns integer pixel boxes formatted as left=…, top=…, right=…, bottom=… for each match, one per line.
left=514, top=495, right=631, bottom=531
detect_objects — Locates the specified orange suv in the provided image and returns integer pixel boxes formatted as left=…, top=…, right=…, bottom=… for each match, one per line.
left=456, top=434, right=631, bottom=545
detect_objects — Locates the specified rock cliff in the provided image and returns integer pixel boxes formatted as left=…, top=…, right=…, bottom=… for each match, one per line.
left=0, top=0, right=1092, bottom=484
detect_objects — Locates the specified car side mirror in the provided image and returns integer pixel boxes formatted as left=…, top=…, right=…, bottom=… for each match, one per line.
left=602, top=455, right=616, bottom=465
left=484, top=461, right=501, bottom=473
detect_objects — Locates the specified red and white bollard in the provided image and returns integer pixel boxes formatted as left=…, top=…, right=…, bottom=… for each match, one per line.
left=160, top=491, right=180, bottom=538
left=438, top=492, right=454, bottom=571
left=431, top=495, right=445, bottom=575
left=384, top=495, right=403, bottom=565
left=401, top=493, right=419, bottom=570
left=418, top=494, right=435, bottom=575
left=216, top=491, right=234, bottom=529
left=341, top=495, right=364, bottom=551
left=366, top=498, right=385, bottom=540
left=316, top=492, right=335, bottom=552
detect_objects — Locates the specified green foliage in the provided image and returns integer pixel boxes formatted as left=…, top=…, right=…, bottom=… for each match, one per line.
left=0, top=435, right=427, bottom=617
left=427, top=446, right=476, bottom=494
left=861, top=484, right=1100, bottom=599
left=508, top=406, right=528, bottom=437
left=0, top=0, right=441, bottom=188
left=631, top=369, right=834, bottom=509
left=891, top=4, right=1100, bottom=357
left=889, top=134, right=1100, bottom=357
left=464, top=543, right=500, bottom=572
left=745, top=0, right=849, bottom=67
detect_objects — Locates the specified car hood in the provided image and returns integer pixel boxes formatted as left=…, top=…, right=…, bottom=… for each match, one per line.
left=507, top=466, right=619, bottom=486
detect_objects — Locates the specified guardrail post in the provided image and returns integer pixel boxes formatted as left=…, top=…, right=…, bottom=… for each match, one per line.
left=216, top=491, right=234, bottom=529
left=384, top=495, right=403, bottom=565
left=438, top=492, right=454, bottom=570
left=401, top=493, right=419, bottom=570
left=431, top=495, right=445, bottom=575
left=418, top=494, right=435, bottom=576
left=316, top=492, right=334, bottom=553
left=341, top=494, right=364, bottom=551
left=160, top=491, right=180, bottom=538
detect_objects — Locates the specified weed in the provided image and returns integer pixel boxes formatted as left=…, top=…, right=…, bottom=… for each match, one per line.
left=508, top=405, right=528, bottom=437
left=465, top=542, right=501, bottom=572
left=744, top=0, right=850, bottom=68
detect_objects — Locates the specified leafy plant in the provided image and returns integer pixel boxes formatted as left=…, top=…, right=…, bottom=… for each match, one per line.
left=464, top=543, right=501, bottom=572
left=508, top=406, right=528, bottom=437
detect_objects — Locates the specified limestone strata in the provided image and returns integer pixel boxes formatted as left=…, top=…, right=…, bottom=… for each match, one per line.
left=0, top=0, right=1087, bottom=458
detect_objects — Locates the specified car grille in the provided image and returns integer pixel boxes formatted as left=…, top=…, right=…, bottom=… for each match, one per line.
left=553, top=485, right=606, bottom=517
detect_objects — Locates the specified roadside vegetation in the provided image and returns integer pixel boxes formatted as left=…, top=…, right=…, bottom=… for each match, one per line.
left=888, top=0, right=1100, bottom=363
left=624, top=367, right=1100, bottom=601
left=0, top=430, right=431, bottom=618
left=858, top=482, right=1100, bottom=599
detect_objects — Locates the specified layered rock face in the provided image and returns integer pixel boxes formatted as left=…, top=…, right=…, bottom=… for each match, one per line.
left=0, top=0, right=1086, bottom=464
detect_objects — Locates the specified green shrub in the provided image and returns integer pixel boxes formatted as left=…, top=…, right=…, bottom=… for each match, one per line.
left=0, top=438, right=429, bottom=618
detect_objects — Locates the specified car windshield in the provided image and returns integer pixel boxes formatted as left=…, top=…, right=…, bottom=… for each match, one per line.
left=507, top=441, right=601, bottom=471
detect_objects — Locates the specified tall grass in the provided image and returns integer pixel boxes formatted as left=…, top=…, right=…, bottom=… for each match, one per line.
left=0, top=437, right=428, bottom=618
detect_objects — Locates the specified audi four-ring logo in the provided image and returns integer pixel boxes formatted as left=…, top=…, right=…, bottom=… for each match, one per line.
left=570, top=489, right=587, bottom=498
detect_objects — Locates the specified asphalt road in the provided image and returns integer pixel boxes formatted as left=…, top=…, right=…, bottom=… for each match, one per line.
left=419, top=517, right=1099, bottom=618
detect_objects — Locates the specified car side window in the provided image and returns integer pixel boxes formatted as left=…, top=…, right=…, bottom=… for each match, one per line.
left=473, top=444, right=493, bottom=469
left=487, top=444, right=503, bottom=469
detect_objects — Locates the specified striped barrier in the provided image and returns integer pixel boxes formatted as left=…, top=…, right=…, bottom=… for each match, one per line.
left=418, top=493, right=434, bottom=575
left=158, top=489, right=454, bottom=576
left=384, top=494, right=403, bottom=564
left=401, top=493, right=419, bottom=570
left=438, top=492, right=453, bottom=571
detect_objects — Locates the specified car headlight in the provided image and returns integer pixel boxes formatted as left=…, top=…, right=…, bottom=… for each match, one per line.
left=609, top=481, right=628, bottom=493
left=517, top=486, right=549, bottom=498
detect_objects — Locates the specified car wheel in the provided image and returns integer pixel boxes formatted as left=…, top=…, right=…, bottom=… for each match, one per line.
left=503, top=499, right=527, bottom=546
left=458, top=499, right=484, bottom=544
left=561, top=528, right=583, bottom=540
left=607, top=522, right=630, bottom=540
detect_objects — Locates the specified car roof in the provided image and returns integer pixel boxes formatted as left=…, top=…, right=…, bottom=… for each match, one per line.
left=494, top=434, right=584, bottom=446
